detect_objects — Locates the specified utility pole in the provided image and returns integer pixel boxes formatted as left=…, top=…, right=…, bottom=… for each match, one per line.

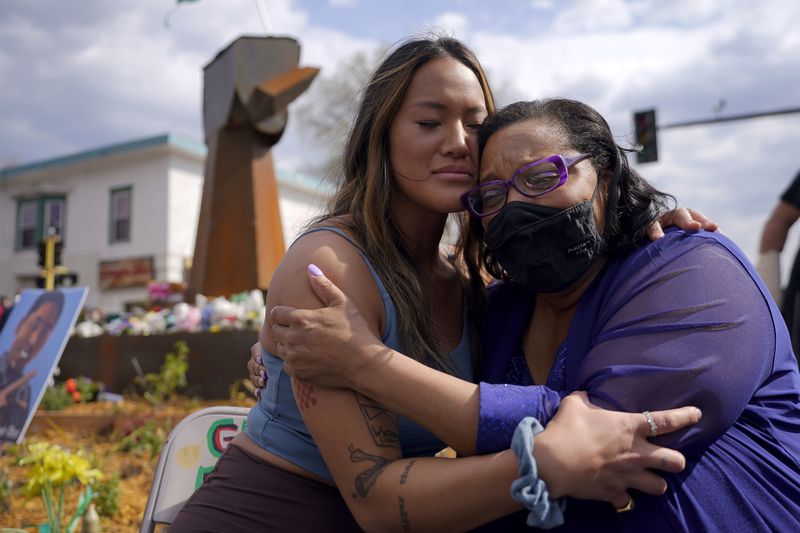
left=633, top=106, right=800, bottom=163
left=38, top=228, right=69, bottom=291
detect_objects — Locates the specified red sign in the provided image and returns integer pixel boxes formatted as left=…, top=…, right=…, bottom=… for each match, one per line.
left=99, top=257, right=154, bottom=290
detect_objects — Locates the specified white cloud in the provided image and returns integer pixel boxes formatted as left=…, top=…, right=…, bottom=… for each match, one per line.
left=429, top=11, right=470, bottom=38
left=0, top=0, right=374, bottom=168
left=466, top=0, right=800, bottom=265
left=551, top=0, right=635, bottom=32
left=2, top=0, right=799, bottom=271
left=529, top=0, right=556, bottom=9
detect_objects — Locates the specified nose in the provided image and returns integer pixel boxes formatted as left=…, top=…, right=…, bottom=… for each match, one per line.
left=29, top=324, right=43, bottom=345
left=441, top=122, right=470, bottom=158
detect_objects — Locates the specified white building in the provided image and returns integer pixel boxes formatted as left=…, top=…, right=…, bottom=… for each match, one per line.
left=0, top=134, right=330, bottom=311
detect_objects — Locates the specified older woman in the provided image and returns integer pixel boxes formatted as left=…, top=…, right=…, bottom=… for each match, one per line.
left=171, top=38, right=702, bottom=532
left=269, top=99, right=800, bottom=530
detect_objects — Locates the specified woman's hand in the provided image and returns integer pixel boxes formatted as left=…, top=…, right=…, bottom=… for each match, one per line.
left=535, top=391, right=702, bottom=509
left=270, top=264, right=381, bottom=389
left=647, top=207, right=719, bottom=239
left=247, top=342, right=266, bottom=398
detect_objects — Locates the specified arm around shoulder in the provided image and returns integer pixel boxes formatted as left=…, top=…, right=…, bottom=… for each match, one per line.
left=576, top=234, right=775, bottom=452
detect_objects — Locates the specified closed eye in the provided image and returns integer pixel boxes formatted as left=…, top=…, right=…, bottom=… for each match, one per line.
left=417, top=121, right=440, bottom=129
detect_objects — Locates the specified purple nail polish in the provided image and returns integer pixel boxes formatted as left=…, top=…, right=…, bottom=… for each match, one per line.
left=308, top=263, right=323, bottom=277
left=254, top=388, right=261, bottom=398
left=260, top=369, right=266, bottom=379
left=256, top=356, right=262, bottom=365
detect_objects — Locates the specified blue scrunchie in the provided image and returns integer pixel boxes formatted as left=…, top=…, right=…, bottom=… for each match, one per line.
left=510, top=416, right=566, bottom=529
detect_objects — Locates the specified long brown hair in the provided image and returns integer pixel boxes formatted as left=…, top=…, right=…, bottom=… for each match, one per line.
left=313, top=35, right=495, bottom=372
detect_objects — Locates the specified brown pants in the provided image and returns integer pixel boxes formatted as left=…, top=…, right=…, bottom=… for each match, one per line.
left=169, top=444, right=363, bottom=532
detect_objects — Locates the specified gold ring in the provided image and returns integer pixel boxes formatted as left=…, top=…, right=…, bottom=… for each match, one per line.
left=616, top=497, right=635, bottom=513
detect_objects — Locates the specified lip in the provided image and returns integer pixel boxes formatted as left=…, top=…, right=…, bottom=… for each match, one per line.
left=433, top=165, right=474, bottom=182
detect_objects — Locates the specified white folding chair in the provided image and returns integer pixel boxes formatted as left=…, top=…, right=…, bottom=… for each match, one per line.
left=139, top=406, right=249, bottom=532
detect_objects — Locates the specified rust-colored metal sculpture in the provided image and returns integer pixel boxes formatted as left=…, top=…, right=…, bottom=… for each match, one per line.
left=189, top=36, right=318, bottom=298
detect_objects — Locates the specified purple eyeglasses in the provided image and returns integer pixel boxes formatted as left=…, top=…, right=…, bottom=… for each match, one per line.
left=461, top=153, right=592, bottom=217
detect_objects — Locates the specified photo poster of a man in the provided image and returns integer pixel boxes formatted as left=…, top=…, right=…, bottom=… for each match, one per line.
left=0, top=287, right=88, bottom=444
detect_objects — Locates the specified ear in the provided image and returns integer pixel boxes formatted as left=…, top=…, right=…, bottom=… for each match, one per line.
left=594, top=168, right=614, bottom=208
left=599, top=166, right=615, bottom=193
left=593, top=168, right=616, bottom=232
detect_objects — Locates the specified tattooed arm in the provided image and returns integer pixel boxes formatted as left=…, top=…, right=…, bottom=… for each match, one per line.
left=263, top=231, right=522, bottom=530
left=297, top=379, right=522, bottom=531
left=265, top=232, right=694, bottom=530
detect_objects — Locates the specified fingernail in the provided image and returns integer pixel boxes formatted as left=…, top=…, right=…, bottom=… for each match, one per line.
left=308, top=263, right=323, bottom=277
left=259, top=378, right=265, bottom=387
left=260, top=370, right=265, bottom=379
left=695, top=408, right=703, bottom=419
left=256, top=356, right=262, bottom=365
left=254, top=389, right=261, bottom=399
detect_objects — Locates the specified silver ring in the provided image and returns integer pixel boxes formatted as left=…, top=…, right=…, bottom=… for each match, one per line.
left=643, top=411, right=658, bottom=437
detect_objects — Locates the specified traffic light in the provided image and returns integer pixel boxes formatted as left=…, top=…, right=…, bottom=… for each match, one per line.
left=54, top=240, right=63, bottom=266
left=38, top=234, right=62, bottom=267
left=633, top=109, right=658, bottom=163
left=38, top=241, right=47, bottom=267
left=37, top=233, right=67, bottom=290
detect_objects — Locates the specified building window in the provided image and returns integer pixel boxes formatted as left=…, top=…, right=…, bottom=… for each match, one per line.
left=110, top=187, right=132, bottom=243
left=43, top=198, right=65, bottom=237
left=15, top=196, right=66, bottom=251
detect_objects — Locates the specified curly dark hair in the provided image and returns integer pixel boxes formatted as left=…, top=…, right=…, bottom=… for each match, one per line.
left=466, top=98, right=675, bottom=280
left=26, top=290, right=65, bottom=319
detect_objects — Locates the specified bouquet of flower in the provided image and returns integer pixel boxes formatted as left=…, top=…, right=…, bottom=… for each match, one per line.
left=18, top=442, right=102, bottom=532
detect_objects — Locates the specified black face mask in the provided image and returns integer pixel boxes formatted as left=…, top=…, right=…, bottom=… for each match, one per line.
left=485, top=200, right=605, bottom=293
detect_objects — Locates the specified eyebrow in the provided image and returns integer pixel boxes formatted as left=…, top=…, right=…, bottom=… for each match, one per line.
left=411, top=101, right=487, bottom=114
left=479, top=156, right=540, bottom=183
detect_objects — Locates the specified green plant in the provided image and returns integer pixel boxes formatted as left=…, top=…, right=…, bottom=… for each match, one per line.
left=40, top=377, right=105, bottom=410
left=91, top=472, right=120, bottom=517
left=0, top=465, right=12, bottom=515
left=66, top=377, right=101, bottom=403
left=135, top=341, right=190, bottom=406
left=112, top=420, right=169, bottom=460
left=40, top=385, right=73, bottom=411
left=17, top=442, right=101, bottom=532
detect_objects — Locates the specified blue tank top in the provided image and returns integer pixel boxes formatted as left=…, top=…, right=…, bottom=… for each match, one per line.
left=246, top=227, right=473, bottom=480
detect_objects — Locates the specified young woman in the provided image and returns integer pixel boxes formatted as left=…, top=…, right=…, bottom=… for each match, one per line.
left=171, top=38, right=703, bottom=532
left=268, top=99, right=800, bottom=531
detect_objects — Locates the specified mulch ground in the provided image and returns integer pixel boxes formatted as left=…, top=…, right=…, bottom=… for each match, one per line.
left=1, top=396, right=255, bottom=531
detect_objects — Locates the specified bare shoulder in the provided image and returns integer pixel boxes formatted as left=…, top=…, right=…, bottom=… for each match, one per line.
left=264, top=226, right=385, bottom=340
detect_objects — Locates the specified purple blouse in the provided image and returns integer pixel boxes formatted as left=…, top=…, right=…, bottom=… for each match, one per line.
left=475, top=229, right=800, bottom=531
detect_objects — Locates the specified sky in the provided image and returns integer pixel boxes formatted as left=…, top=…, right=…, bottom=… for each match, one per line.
left=2, top=0, right=800, bottom=275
